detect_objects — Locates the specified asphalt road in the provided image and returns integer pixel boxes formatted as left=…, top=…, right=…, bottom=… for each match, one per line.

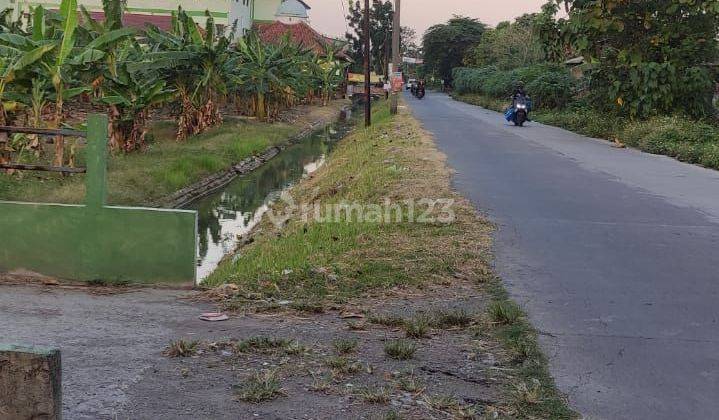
left=405, top=91, right=719, bottom=419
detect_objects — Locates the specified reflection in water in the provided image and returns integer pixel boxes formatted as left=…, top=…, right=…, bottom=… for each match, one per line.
left=185, top=124, right=349, bottom=282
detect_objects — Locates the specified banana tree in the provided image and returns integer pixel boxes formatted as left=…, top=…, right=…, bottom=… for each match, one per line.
left=0, top=34, right=55, bottom=164
left=78, top=0, right=136, bottom=92
left=314, top=43, right=349, bottom=106
left=141, top=8, right=233, bottom=140
left=233, top=33, right=298, bottom=120
left=101, top=42, right=174, bottom=152
left=34, top=0, right=131, bottom=165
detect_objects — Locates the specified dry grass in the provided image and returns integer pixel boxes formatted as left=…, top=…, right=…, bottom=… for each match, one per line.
left=384, top=339, right=417, bottom=360
left=234, top=336, right=305, bottom=355
left=332, top=338, right=359, bottom=355
left=206, top=104, right=496, bottom=302
left=357, top=386, right=391, bottom=404
left=163, top=339, right=199, bottom=358
left=235, top=370, right=283, bottom=403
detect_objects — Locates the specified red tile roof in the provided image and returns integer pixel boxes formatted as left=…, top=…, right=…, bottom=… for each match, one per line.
left=254, top=21, right=330, bottom=55
left=87, top=11, right=173, bottom=31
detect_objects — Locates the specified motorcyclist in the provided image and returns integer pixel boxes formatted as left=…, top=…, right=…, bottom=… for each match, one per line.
left=416, top=80, right=426, bottom=98
left=511, top=81, right=531, bottom=121
left=512, top=81, right=527, bottom=103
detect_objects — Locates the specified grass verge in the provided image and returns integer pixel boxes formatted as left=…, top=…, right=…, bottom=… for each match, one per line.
left=0, top=103, right=343, bottom=206
left=483, top=278, right=575, bottom=418
left=453, top=93, right=719, bottom=170
left=207, top=101, right=575, bottom=418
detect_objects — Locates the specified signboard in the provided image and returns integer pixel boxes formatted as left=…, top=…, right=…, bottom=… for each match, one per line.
left=348, top=72, right=382, bottom=84
left=391, top=71, right=404, bottom=92
left=402, top=57, right=424, bottom=65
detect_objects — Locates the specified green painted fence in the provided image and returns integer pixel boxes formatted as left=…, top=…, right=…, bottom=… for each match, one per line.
left=0, top=115, right=197, bottom=284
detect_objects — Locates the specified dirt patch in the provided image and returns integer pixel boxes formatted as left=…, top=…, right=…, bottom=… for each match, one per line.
left=122, top=282, right=506, bottom=419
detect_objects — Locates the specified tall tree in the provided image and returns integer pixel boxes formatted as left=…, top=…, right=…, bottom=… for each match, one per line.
left=540, top=0, right=719, bottom=118
left=345, top=0, right=394, bottom=75
left=400, top=26, right=420, bottom=58
left=422, top=16, right=486, bottom=82
left=463, top=14, right=544, bottom=70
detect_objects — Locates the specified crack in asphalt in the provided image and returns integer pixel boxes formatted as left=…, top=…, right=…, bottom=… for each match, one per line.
left=538, top=330, right=719, bottom=344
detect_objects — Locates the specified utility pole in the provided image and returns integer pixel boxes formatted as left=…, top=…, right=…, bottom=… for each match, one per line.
left=390, top=0, right=401, bottom=115
left=363, top=0, right=371, bottom=127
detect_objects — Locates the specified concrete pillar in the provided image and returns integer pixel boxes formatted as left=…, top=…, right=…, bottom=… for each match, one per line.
left=0, top=344, right=62, bottom=420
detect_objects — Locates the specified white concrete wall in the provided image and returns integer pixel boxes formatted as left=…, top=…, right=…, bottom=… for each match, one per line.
left=228, top=0, right=252, bottom=35
left=253, top=0, right=281, bottom=21
left=15, top=0, right=237, bottom=29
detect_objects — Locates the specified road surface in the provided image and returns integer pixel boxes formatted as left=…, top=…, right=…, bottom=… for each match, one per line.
left=405, top=91, right=719, bottom=419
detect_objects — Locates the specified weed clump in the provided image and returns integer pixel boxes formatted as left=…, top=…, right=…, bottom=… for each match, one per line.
left=289, top=300, right=326, bottom=314
left=332, top=338, right=359, bottom=355
left=235, top=336, right=304, bottom=355
left=235, top=370, right=283, bottom=403
left=403, top=315, right=430, bottom=338
left=384, top=340, right=417, bottom=360
left=358, top=386, right=391, bottom=404
left=488, top=301, right=522, bottom=325
left=325, top=356, right=363, bottom=375
left=163, top=339, right=199, bottom=357
left=431, top=308, right=473, bottom=328
left=368, top=313, right=406, bottom=327
left=396, top=374, right=424, bottom=394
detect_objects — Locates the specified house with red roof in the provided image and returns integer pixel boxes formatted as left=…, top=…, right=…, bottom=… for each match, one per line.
left=8, top=0, right=322, bottom=39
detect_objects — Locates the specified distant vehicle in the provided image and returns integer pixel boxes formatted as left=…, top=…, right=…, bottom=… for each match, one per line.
left=415, top=83, right=426, bottom=100
left=410, top=80, right=426, bottom=99
left=406, top=79, right=417, bottom=90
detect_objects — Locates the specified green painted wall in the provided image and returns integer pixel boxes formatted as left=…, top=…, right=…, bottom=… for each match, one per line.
left=0, top=114, right=197, bottom=284
left=0, top=202, right=197, bottom=283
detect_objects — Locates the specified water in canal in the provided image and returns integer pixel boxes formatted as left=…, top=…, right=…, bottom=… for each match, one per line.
left=185, top=122, right=351, bottom=282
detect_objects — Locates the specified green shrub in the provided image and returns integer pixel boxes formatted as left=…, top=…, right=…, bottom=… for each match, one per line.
left=533, top=108, right=623, bottom=139
left=619, top=116, right=719, bottom=167
left=526, top=72, right=574, bottom=109
left=484, top=70, right=516, bottom=98
left=453, top=64, right=572, bottom=109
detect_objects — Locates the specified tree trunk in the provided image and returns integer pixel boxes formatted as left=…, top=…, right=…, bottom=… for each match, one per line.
left=256, top=92, right=266, bottom=121
left=52, top=91, right=64, bottom=168
left=108, top=104, right=124, bottom=152
left=0, top=109, right=9, bottom=168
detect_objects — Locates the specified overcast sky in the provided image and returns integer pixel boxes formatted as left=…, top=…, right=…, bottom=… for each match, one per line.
left=306, top=0, right=548, bottom=39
